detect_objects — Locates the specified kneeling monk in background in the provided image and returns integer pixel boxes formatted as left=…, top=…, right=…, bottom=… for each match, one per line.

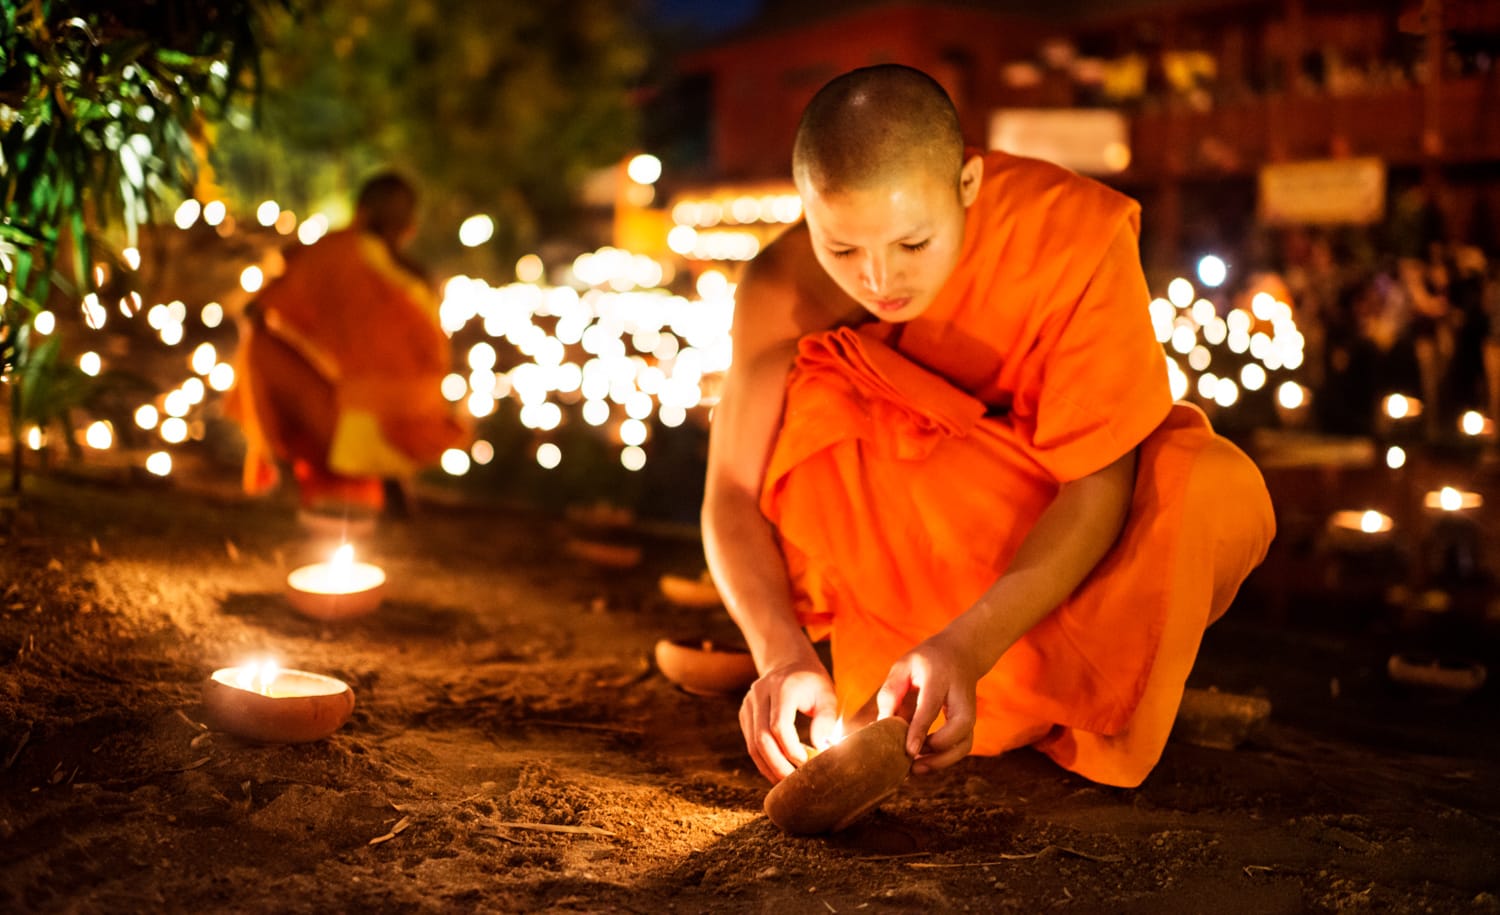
left=226, top=172, right=465, bottom=515
left=702, top=65, right=1275, bottom=789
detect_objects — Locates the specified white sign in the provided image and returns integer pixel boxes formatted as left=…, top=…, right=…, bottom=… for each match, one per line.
left=988, top=108, right=1132, bottom=175
left=1259, top=158, right=1386, bottom=225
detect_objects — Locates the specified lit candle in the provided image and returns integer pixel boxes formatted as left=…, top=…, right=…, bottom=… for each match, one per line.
left=202, top=660, right=355, bottom=743
left=1424, top=486, right=1483, bottom=512
left=1326, top=509, right=1396, bottom=549
left=286, top=543, right=386, bottom=620
left=1383, top=393, right=1423, bottom=420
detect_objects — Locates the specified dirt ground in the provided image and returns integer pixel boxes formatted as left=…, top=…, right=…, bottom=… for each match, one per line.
left=1, top=455, right=1499, bottom=914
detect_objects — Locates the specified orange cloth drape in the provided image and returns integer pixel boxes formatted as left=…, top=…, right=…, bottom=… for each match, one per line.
left=225, top=229, right=464, bottom=507
left=759, top=152, right=1275, bottom=787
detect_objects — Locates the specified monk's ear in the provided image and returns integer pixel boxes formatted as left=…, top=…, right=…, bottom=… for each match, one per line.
left=958, top=154, right=984, bottom=208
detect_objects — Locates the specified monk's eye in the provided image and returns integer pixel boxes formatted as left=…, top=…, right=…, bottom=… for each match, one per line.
left=828, top=249, right=855, bottom=259
left=901, top=241, right=931, bottom=253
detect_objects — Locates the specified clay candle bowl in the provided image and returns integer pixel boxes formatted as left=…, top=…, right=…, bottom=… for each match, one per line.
left=565, top=537, right=643, bottom=570
left=286, top=543, right=386, bottom=621
left=658, top=571, right=723, bottom=608
left=764, top=717, right=913, bottom=835
left=654, top=638, right=757, bottom=696
left=202, top=661, right=355, bottom=743
left=1423, top=486, right=1484, bottom=512
left=1325, top=509, right=1395, bottom=551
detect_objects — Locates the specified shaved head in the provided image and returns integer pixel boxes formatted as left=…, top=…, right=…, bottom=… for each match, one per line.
left=793, top=65, right=964, bottom=196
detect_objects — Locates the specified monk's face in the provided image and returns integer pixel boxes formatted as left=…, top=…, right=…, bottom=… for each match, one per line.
left=800, top=155, right=982, bottom=322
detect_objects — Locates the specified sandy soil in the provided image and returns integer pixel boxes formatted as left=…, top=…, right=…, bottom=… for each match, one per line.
left=1, top=460, right=1499, bottom=914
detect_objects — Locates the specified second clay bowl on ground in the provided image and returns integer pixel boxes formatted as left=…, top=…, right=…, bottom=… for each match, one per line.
left=653, top=638, right=757, bottom=696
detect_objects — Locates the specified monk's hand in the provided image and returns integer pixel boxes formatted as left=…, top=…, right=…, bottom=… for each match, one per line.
left=739, top=658, right=837, bottom=784
left=875, top=633, right=981, bottom=775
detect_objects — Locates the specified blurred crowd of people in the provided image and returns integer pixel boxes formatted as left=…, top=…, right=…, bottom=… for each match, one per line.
left=1275, top=222, right=1499, bottom=441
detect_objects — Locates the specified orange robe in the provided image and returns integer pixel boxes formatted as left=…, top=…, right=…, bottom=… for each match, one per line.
left=225, top=229, right=465, bottom=510
left=760, top=152, right=1275, bottom=787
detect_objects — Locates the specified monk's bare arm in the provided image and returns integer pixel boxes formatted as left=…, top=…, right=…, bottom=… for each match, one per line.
left=702, top=231, right=826, bottom=673
left=703, top=229, right=858, bottom=780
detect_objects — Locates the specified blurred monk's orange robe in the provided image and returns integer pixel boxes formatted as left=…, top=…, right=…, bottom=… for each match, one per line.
left=225, top=229, right=465, bottom=510
left=761, top=152, right=1275, bottom=787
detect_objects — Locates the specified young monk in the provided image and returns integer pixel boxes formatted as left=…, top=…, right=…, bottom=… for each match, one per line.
left=701, top=64, right=1276, bottom=789
left=227, top=173, right=465, bottom=515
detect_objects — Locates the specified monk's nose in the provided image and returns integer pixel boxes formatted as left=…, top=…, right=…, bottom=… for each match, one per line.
left=860, top=254, right=889, bottom=294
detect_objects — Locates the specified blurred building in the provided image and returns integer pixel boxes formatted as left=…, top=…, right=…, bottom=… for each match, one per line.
left=647, top=0, right=1500, bottom=273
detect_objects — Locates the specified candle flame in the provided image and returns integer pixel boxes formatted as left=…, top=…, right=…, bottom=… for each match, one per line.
left=826, top=719, right=846, bottom=747
left=1439, top=486, right=1462, bottom=512
left=331, top=543, right=354, bottom=570
left=1359, top=510, right=1385, bottom=533
left=248, top=659, right=280, bottom=697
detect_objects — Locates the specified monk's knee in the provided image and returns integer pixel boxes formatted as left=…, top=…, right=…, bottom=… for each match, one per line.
left=1185, top=437, right=1275, bottom=612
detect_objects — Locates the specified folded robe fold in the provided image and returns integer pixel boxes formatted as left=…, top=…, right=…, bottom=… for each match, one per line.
left=761, top=326, right=1273, bottom=787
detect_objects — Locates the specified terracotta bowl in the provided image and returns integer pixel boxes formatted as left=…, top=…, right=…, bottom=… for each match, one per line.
left=1387, top=653, right=1488, bottom=695
left=654, top=638, right=757, bottom=696
left=565, top=538, right=643, bottom=570
left=285, top=564, right=386, bottom=621
left=202, top=667, right=356, bottom=743
left=659, top=572, right=722, bottom=608
left=764, top=717, right=913, bottom=835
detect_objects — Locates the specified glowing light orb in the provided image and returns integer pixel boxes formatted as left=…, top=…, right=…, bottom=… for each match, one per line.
left=1167, top=277, right=1195, bottom=309
left=174, top=199, right=202, bottom=229
left=441, top=448, right=471, bottom=476
left=1277, top=381, right=1305, bottom=410
left=1360, top=510, right=1389, bottom=534
left=145, top=451, right=172, bottom=477
left=160, top=417, right=188, bottom=444
left=84, top=420, right=113, bottom=449
left=1240, top=363, right=1267, bottom=391
left=202, top=200, right=226, bottom=227
left=201, top=302, right=224, bottom=328
left=191, top=342, right=217, bottom=375
left=122, top=247, right=141, bottom=270
left=240, top=266, right=264, bottom=294
left=471, top=440, right=495, bottom=465
left=459, top=215, right=494, bottom=248
left=78, top=352, right=102, bottom=376
left=135, top=404, right=159, bottom=430
left=256, top=200, right=280, bottom=227
left=626, top=154, right=662, bottom=185
left=1197, top=255, right=1227, bottom=288
left=516, top=254, right=544, bottom=283
left=582, top=399, right=610, bottom=426
left=33, top=311, right=55, bottom=335
left=467, top=392, right=495, bottom=418
left=208, top=364, right=236, bottom=391
left=1386, top=445, right=1406, bottom=469
left=298, top=213, right=329, bottom=246
left=1460, top=410, right=1485, bottom=436
left=621, top=445, right=646, bottom=471
left=536, top=443, right=562, bottom=469
left=441, top=373, right=467, bottom=402
left=620, top=418, right=648, bottom=446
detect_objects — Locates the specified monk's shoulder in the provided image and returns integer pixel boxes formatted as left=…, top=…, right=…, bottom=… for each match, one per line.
left=977, top=151, right=1138, bottom=243
left=737, top=225, right=856, bottom=347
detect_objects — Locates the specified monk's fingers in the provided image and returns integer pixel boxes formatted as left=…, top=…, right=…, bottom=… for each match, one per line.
left=912, top=732, right=973, bottom=775
left=921, top=701, right=976, bottom=756
left=905, top=676, right=951, bottom=758
left=740, top=692, right=780, bottom=783
left=807, top=689, right=841, bottom=749
left=875, top=663, right=914, bottom=722
left=770, top=685, right=810, bottom=768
